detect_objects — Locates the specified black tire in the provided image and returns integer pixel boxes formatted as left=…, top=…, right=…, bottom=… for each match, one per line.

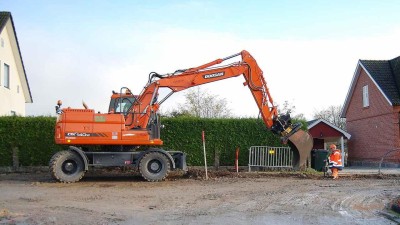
left=139, top=152, right=170, bottom=182
left=49, top=150, right=85, bottom=183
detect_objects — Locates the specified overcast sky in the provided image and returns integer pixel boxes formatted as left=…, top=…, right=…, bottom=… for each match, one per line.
left=2, top=0, right=400, bottom=120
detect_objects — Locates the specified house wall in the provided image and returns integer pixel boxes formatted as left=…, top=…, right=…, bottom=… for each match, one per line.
left=346, top=68, right=400, bottom=164
left=0, top=20, right=26, bottom=116
left=309, top=123, right=343, bottom=138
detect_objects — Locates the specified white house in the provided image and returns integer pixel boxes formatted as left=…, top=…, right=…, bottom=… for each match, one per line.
left=0, top=11, right=32, bottom=116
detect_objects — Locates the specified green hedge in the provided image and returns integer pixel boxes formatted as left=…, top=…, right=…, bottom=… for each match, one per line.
left=161, top=117, right=283, bottom=166
left=0, top=116, right=286, bottom=167
left=0, top=116, right=62, bottom=166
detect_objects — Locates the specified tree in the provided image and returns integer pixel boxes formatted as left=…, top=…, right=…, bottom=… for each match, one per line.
left=166, top=87, right=232, bottom=118
left=279, top=100, right=306, bottom=120
left=312, top=105, right=346, bottom=130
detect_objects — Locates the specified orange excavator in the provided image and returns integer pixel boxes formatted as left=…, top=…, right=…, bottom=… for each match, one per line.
left=51, top=50, right=313, bottom=183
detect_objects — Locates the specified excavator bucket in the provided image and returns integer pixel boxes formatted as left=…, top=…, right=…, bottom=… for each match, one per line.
left=287, top=130, right=313, bottom=169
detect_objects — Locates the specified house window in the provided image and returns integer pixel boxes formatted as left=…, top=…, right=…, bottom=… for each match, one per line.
left=1, top=38, right=4, bottom=47
left=362, top=85, right=369, bottom=107
left=10, top=111, right=16, bottom=116
left=17, top=85, right=19, bottom=93
left=4, top=63, right=10, bottom=89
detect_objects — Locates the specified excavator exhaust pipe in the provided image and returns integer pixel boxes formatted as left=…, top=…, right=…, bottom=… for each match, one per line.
left=287, top=130, right=313, bottom=169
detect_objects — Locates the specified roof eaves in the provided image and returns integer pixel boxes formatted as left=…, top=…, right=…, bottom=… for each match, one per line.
left=389, top=56, right=400, bottom=105
left=359, top=61, right=392, bottom=106
left=306, top=119, right=318, bottom=127
left=341, top=61, right=362, bottom=118
left=307, top=118, right=323, bottom=129
left=307, top=118, right=351, bottom=139
left=0, top=12, right=11, bottom=32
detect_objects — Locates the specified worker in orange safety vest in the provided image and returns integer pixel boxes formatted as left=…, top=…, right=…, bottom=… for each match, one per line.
left=328, top=144, right=343, bottom=179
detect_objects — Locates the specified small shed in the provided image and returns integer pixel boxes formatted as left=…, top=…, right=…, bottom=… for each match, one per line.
left=307, top=119, right=351, bottom=165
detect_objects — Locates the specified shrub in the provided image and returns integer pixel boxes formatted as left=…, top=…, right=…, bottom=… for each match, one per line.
left=0, top=116, right=62, bottom=166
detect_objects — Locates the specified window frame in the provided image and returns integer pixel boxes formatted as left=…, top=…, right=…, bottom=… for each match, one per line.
left=362, top=85, right=369, bottom=108
left=4, top=63, right=10, bottom=89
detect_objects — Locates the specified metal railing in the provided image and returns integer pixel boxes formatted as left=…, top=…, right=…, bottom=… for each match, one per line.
left=248, top=146, right=293, bottom=171
left=378, top=148, right=400, bottom=174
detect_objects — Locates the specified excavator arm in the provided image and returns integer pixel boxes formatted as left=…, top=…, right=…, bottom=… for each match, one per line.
left=131, top=51, right=292, bottom=137
left=124, top=50, right=313, bottom=168
left=157, top=51, right=279, bottom=129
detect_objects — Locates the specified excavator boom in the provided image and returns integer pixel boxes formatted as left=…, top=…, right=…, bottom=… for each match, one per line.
left=127, top=50, right=313, bottom=168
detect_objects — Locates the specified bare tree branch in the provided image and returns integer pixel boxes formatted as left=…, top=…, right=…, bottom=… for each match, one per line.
left=312, top=105, right=346, bottom=130
left=165, top=87, right=232, bottom=118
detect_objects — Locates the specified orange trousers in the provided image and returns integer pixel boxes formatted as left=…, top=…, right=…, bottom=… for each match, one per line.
left=331, top=168, right=339, bottom=179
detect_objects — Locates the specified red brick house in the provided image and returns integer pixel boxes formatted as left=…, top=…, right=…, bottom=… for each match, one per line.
left=341, top=56, right=400, bottom=166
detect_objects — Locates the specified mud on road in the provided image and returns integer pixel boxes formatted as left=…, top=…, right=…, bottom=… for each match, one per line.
left=0, top=169, right=399, bottom=225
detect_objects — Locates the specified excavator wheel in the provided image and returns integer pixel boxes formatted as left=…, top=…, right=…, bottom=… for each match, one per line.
left=49, top=150, right=86, bottom=183
left=287, top=129, right=314, bottom=169
left=139, top=152, right=170, bottom=182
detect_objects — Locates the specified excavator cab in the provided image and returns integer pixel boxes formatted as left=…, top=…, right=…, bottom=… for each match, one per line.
left=108, top=96, right=135, bottom=115
left=108, top=88, right=138, bottom=116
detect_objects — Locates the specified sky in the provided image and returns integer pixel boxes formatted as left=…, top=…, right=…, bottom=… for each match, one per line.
left=2, top=0, right=400, bottom=120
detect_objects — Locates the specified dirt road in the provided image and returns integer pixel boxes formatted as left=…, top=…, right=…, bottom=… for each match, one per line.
left=0, top=170, right=399, bottom=225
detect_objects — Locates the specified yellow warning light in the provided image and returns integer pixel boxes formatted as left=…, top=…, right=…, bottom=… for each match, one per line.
left=269, top=150, right=275, bottom=154
left=67, top=139, right=71, bottom=143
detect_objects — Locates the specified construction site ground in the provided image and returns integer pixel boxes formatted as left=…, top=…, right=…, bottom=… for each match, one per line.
left=0, top=167, right=399, bottom=225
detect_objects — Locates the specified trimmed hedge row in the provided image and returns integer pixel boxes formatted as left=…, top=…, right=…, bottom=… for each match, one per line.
left=161, top=117, right=283, bottom=166
left=0, top=116, right=62, bottom=167
left=0, top=116, right=287, bottom=166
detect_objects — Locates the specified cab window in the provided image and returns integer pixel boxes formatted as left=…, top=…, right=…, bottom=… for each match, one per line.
left=109, top=97, right=136, bottom=114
